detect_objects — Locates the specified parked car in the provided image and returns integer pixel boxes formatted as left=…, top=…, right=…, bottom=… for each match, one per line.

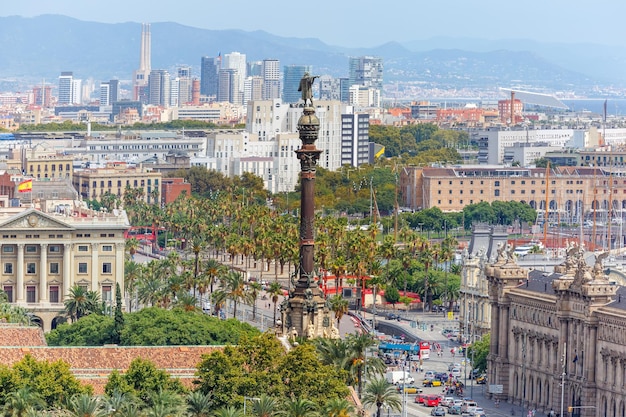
left=422, top=378, right=442, bottom=387
left=397, top=384, right=422, bottom=394
left=476, top=374, right=487, bottom=384
left=448, top=405, right=462, bottom=415
left=430, top=406, right=446, bottom=416
left=424, top=371, right=436, bottom=379
left=424, top=395, right=441, bottom=407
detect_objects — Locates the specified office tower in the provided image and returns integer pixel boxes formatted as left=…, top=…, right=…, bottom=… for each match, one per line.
left=148, top=69, right=171, bottom=106
left=200, top=56, right=220, bottom=98
left=100, top=79, right=119, bottom=106
left=244, top=76, right=264, bottom=103
left=247, top=61, right=263, bottom=77
left=318, top=75, right=341, bottom=101
left=170, top=77, right=180, bottom=107
left=262, top=59, right=281, bottom=100
left=222, top=52, right=246, bottom=98
left=217, top=68, right=241, bottom=105
left=58, top=72, right=74, bottom=105
left=177, top=66, right=192, bottom=106
left=339, top=78, right=351, bottom=102
left=133, top=23, right=152, bottom=102
left=348, top=56, right=383, bottom=90
left=283, top=65, right=311, bottom=103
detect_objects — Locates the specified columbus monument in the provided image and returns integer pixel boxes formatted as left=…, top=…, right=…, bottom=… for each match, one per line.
left=281, top=74, right=335, bottom=339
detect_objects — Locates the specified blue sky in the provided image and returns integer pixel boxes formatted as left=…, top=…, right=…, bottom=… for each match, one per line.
left=2, top=0, right=625, bottom=47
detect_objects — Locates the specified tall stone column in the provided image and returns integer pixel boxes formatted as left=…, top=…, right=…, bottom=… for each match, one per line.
left=91, top=243, right=99, bottom=291
left=281, top=97, right=334, bottom=339
left=16, top=243, right=24, bottom=302
left=39, top=243, right=48, bottom=302
left=63, top=243, right=71, bottom=300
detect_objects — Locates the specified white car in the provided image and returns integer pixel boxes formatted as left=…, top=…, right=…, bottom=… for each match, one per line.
left=441, top=397, right=454, bottom=407
left=451, top=367, right=462, bottom=377
left=424, top=371, right=436, bottom=379
left=452, top=399, right=463, bottom=408
left=470, top=408, right=485, bottom=416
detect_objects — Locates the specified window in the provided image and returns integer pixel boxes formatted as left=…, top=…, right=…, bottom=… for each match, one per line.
left=50, top=263, right=59, bottom=274
left=50, top=286, right=59, bottom=303
left=102, top=245, right=113, bottom=252
left=26, top=286, right=36, bottom=303
left=495, top=181, right=500, bottom=186
left=78, top=245, right=89, bottom=252
left=3, top=246, right=13, bottom=253
left=495, top=190, right=500, bottom=197
left=26, top=245, right=37, bottom=253
left=4, top=263, right=12, bottom=274
left=78, top=263, right=88, bottom=274
left=102, top=285, right=112, bottom=301
left=26, top=263, right=36, bottom=274
left=49, top=245, right=61, bottom=253
left=3, top=286, right=13, bottom=302
left=102, top=263, right=112, bottom=274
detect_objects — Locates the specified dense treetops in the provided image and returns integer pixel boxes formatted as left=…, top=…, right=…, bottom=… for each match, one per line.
left=46, top=307, right=259, bottom=346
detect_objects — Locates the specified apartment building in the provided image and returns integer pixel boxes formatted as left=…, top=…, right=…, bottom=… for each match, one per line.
left=72, top=162, right=162, bottom=203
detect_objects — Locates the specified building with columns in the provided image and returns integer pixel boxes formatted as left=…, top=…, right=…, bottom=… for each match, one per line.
left=485, top=245, right=626, bottom=417
left=0, top=198, right=129, bottom=332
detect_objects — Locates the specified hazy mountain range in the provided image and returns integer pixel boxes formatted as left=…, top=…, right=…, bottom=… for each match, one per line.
left=1, top=15, right=625, bottom=95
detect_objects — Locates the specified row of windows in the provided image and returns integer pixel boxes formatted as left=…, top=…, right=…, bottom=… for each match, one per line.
left=1, top=244, right=114, bottom=253
left=28, top=164, right=71, bottom=172
left=84, top=179, right=158, bottom=188
left=2, top=284, right=112, bottom=304
left=2, top=261, right=112, bottom=275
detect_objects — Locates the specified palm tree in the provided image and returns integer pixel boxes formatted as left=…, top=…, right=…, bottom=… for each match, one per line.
left=279, top=398, right=319, bottom=417
left=126, top=237, right=140, bottom=260
left=64, top=285, right=91, bottom=321
left=346, top=333, right=385, bottom=397
left=322, top=398, right=355, bottom=417
left=64, top=393, right=107, bottom=417
left=267, top=281, right=283, bottom=325
left=2, top=386, right=45, bottom=417
left=247, top=281, right=263, bottom=320
left=219, top=270, right=250, bottom=318
left=213, top=406, right=244, bottom=417
left=186, top=391, right=212, bottom=417
left=328, top=294, right=349, bottom=329
left=103, top=390, right=136, bottom=416
left=361, top=378, right=401, bottom=417
left=145, top=389, right=183, bottom=417
left=250, top=394, right=278, bottom=417
left=175, top=292, right=200, bottom=312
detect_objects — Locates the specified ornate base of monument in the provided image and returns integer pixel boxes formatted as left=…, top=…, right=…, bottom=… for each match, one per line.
left=281, top=285, right=337, bottom=339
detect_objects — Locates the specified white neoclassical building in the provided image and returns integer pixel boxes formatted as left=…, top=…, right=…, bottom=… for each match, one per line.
left=0, top=198, right=129, bottom=332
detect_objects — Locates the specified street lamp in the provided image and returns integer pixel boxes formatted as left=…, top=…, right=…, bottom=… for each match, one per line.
left=243, top=396, right=260, bottom=415
left=560, top=343, right=567, bottom=417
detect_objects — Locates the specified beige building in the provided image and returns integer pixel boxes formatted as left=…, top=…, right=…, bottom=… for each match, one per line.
left=486, top=246, right=626, bottom=417
left=400, top=165, right=626, bottom=217
left=72, top=162, right=162, bottom=203
left=0, top=198, right=129, bottom=332
left=7, top=145, right=74, bottom=180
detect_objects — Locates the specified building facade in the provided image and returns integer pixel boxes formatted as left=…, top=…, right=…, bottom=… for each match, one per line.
left=283, top=65, right=311, bottom=103
left=72, top=162, right=162, bottom=203
left=0, top=204, right=128, bottom=332
left=486, top=245, right=626, bottom=417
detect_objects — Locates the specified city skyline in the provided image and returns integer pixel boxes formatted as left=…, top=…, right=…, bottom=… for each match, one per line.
left=3, top=0, right=626, bottom=48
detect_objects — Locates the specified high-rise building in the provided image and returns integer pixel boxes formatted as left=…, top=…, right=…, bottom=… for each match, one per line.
left=148, top=70, right=171, bottom=106
left=318, top=75, right=341, bottom=101
left=247, top=61, right=263, bottom=77
left=100, top=79, right=119, bottom=107
left=33, top=85, right=53, bottom=107
left=58, top=72, right=74, bottom=105
left=177, top=66, right=192, bottom=106
left=341, top=108, right=370, bottom=167
left=244, top=76, right=264, bottom=103
left=262, top=59, right=281, bottom=100
left=217, top=69, right=241, bottom=105
left=133, top=23, right=152, bottom=102
left=222, top=52, right=246, bottom=98
left=348, top=56, right=383, bottom=90
left=283, top=65, right=311, bottom=103
left=200, top=56, right=220, bottom=98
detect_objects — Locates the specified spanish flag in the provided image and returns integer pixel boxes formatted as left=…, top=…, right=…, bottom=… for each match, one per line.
left=17, top=179, right=33, bottom=193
